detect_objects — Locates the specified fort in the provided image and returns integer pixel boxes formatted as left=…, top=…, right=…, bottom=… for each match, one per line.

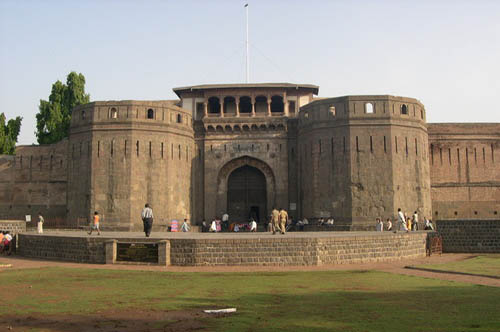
left=0, top=83, right=499, bottom=231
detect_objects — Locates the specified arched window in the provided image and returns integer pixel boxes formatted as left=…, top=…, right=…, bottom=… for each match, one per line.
left=270, top=95, right=284, bottom=113
left=177, top=114, right=182, bottom=123
left=81, top=110, right=86, bottom=120
left=365, top=103, right=374, bottom=114
left=239, top=96, right=252, bottom=113
left=401, top=104, right=408, bottom=115
left=223, top=96, right=236, bottom=115
left=208, top=97, right=221, bottom=114
left=147, top=108, right=154, bottom=119
left=111, top=108, right=118, bottom=119
left=254, top=96, right=267, bottom=113
left=329, top=106, right=336, bottom=116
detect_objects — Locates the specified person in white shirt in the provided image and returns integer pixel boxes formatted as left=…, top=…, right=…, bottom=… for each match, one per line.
left=180, top=219, right=190, bottom=232
left=326, top=218, right=334, bottom=225
left=141, top=203, right=154, bottom=237
left=412, top=211, right=419, bottom=231
left=210, top=219, right=217, bottom=232
left=37, top=212, right=44, bottom=234
left=250, top=219, right=257, bottom=232
left=398, top=208, right=408, bottom=232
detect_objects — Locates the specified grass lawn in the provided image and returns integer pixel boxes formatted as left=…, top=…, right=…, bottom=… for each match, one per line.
left=0, top=267, right=499, bottom=331
left=415, top=254, right=500, bottom=278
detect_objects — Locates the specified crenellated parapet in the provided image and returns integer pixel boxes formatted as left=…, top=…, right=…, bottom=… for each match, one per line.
left=299, top=95, right=426, bottom=129
left=71, top=100, right=193, bottom=136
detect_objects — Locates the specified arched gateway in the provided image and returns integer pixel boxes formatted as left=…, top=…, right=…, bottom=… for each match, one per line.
left=217, top=156, right=276, bottom=223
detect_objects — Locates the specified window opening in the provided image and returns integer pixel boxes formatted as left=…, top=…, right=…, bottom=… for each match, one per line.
left=147, top=108, right=154, bottom=119
left=365, top=103, right=374, bottom=114
left=401, top=104, right=408, bottom=115
left=111, top=108, right=118, bottom=119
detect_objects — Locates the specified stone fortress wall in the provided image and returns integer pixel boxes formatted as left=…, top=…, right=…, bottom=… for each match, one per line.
left=298, top=96, right=431, bottom=230
left=0, top=139, right=68, bottom=226
left=428, top=123, right=500, bottom=220
left=0, top=83, right=498, bottom=231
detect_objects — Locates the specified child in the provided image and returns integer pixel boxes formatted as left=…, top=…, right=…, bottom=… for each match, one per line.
left=88, top=211, right=101, bottom=235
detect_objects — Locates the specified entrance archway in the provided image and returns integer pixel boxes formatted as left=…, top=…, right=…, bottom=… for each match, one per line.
left=216, top=156, right=276, bottom=224
left=227, top=165, right=267, bottom=223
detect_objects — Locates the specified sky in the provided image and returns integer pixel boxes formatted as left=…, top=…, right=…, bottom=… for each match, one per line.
left=1, top=0, right=499, bottom=145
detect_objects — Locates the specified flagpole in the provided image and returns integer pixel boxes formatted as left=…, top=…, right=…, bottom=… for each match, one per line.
left=245, top=3, right=249, bottom=83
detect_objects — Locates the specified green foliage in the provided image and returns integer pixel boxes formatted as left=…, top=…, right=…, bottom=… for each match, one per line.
left=0, top=112, right=22, bottom=154
left=35, top=72, right=90, bottom=144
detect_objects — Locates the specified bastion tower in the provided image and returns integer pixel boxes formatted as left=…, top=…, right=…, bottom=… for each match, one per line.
left=67, top=101, right=194, bottom=230
left=299, top=96, right=432, bottom=229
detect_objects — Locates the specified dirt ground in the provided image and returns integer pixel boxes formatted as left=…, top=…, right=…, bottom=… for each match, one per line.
left=1, top=253, right=499, bottom=332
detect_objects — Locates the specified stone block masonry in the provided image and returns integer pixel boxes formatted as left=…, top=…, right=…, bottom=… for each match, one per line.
left=18, top=232, right=428, bottom=266
left=437, top=219, right=500, bottom=253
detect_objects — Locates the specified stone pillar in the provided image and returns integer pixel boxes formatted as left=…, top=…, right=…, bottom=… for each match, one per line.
left=283, top=92, right=289, bottom=116
left=105, top=240, right=117, bottom=264
left=267, top=97, right=272, bottom=116
left=203, top=102, right=208, bottom=117
left=158, top=240, right=171, bottom=266
left=251, top=96, right=256, bottom=117
left=236, top=97, right=240, bottom=117
left=220, top=96, right=224, bottom=118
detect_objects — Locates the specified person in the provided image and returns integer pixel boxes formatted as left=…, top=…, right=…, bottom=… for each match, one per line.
left=386, top=218, right=392, bottom=231
left=326, top=218, right=334, bottom=225
left=318, top=217, right=325, bottom=225
left=222, top=212, right=229, bottom=231
left=271, top=207, right=280, bottom=235
left=180, top=218, right=190, bottom=232
left=424, top=218, right=434, bottom=230
left=215, top=218, right=222, bottom=232
left=303, top=218, right=309, bottom=225
left=412, top=211, right=419, bottom=231
left=37, top=212, right=44, bottom=234
left=407, top=217, right=412, bottom=232
left=250, top=219, right=257, bottom=232
left=234, top=224, right=240, bottom=232
left=1, top=232, right=13, bottom=255
left=88, top=211, right=101, bottom=235
left=375, top=218, right=383, bottom=231
left=397, top=208, right=408, bottom=232
left=141, top=203, right=154, bottom=237
left=279, top=208, right=288, bottom=235
left=201, top=219, right=208, bottom=232
left=210, top=218, right=217, bottom=232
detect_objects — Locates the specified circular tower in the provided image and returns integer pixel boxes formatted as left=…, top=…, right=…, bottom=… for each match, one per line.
left=68, top=100, right=194, bottom=231
left=298, top=95, right=431, bottom=230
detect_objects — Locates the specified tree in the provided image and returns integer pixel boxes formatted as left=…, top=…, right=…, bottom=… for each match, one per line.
left=0, top=113, right=22, bottom=155
left=35, top=72, right=90, bottom=144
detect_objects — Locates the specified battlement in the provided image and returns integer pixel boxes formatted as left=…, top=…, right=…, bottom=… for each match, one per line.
left=70, top=100, right=193, bottom=131
left=299, top=95, right=426, bottom=126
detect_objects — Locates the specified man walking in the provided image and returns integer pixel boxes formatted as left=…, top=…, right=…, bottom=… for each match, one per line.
left=397, top=208, right=408, bottom=232
left=279, top=208, right=288, bottom=235
left=141, top=203, right=154, bottom=237
left=412, top=211, right=419, bottom=231
left=271, top=207, right=280, bottom=235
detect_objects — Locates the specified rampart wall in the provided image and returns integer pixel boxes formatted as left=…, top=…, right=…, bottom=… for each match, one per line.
left=0, top=140, right=68, bottom=226
left=428, top=123, right=499, bottom=220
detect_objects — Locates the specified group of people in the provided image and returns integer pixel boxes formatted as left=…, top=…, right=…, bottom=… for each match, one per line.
left=269, top=207, right=289, bottom=235
left=374, top=209, right=434, bottom=232
left=0, top=231, right=13, bottom=255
